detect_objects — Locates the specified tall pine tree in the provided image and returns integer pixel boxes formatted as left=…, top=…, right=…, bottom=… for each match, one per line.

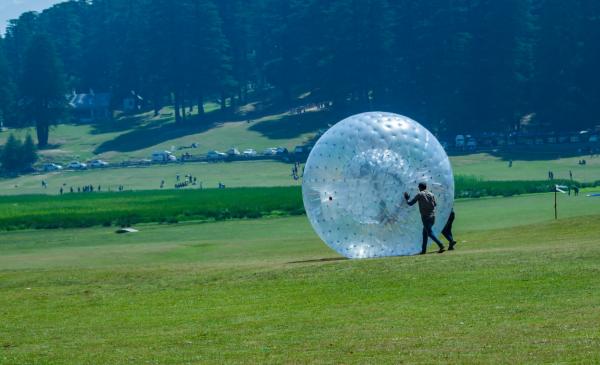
left=20, top=34, right=67, bottom=147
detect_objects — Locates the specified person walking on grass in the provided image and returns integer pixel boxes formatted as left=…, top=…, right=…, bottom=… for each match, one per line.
left=442, top=208, right=457, bottom=250
left=404, top=182, right=446, bottom=255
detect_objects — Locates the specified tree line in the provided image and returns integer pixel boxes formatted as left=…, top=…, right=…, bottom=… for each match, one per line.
left=0, top=0, right=599, bottom=147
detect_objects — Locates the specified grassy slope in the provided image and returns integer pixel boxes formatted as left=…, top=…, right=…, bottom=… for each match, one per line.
left=0, top=107, right=318, bottom=162
left=1, top=193, right=600, bottom=364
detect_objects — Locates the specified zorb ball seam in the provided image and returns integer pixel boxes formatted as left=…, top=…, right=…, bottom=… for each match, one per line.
left=302, top=112, right=454, bottom=258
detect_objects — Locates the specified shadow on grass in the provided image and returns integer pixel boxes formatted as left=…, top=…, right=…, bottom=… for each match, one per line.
left=90, top=113, right=155, bottom=135
left=249, top=110, right=336, bottom=140
left=93, top=112, right=231, bottom=153
left=287, top=257, right=348, bottom=264
left=38, top=143, right=62, bottom=150
left=92, top=102, right=294, bottom=154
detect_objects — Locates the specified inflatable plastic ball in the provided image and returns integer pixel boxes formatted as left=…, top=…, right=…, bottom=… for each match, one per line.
left=302, top=112, right=454, bottom=258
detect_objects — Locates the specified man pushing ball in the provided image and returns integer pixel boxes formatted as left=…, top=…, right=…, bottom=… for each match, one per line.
left=404, top=182, right=446, bottom=255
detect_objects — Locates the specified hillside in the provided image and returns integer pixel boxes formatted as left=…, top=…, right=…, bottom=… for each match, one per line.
left=0, top=105, right=326, bottom=163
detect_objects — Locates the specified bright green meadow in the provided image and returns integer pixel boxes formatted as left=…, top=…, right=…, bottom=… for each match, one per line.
left=1, top=192, right=600, bottom=364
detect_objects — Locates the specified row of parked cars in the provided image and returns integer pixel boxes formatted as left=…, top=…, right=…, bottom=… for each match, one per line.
left=42, top=159, right=109, bottom=172
left=206, top=147, right=288, bottom=161
left=41, top=145, right=297, bottom=172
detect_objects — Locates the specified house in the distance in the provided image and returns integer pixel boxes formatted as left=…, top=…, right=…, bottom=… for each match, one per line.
left=69, top=90, right=112, bottom=122
left=123, top=90, right=144, bottom=113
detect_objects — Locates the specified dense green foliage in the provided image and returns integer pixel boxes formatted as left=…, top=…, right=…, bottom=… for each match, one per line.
left=1, top=0, right=599, bottom=137
left=0, top=37, right=15, bottom=127
left=455, top=175, right=598, bottom=198
left=0, top=133, right=38, bottom=172
left=0, top=187, right=305, bottom=230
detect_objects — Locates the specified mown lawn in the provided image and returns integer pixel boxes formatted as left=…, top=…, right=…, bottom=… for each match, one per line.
left=1, top=193, right=599, bottom=364
left=452, top=152, right=600, bottom=182
left=0, top=160, right=300, bottom=196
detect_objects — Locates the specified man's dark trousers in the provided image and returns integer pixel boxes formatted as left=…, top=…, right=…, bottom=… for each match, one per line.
left=442, top=210, right=455, bottom=242
left=422, top=217, right=444, bottom=253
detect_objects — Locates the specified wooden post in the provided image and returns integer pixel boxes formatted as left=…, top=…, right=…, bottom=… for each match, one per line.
left=554, top=187, right=558, bottom=220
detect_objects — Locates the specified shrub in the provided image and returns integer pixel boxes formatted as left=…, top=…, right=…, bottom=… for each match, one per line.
left=0, top=133, right=38, bottom=172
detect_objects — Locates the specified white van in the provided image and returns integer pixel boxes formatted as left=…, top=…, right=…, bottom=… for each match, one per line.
left=151, top=151, right=176, bottom=162
left=455, top=135, right=465, bottom=148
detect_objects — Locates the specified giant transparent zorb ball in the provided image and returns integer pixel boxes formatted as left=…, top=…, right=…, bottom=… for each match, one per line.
left=302, top=112, right=454, bottom=258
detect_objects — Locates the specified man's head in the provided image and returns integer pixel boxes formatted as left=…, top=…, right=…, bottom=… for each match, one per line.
left=418, top=182, right=427, bottom=191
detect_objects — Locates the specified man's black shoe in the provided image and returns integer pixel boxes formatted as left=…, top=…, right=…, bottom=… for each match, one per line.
left=448, top=241, right=456, bottom=250
left=438, top=247, right=446, bottom=253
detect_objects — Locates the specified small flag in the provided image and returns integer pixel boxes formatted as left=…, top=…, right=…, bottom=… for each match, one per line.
left=555, top=185, right=568, bottom=194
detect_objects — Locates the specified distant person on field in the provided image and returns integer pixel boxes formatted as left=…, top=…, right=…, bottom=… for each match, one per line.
left=442, top=208, right=457, bottom=250
left=573, top=186, right=580, bottom=196
left=404, top=182, right=446, bottom=255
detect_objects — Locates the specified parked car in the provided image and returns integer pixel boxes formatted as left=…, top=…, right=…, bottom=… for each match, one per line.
left=294, top=146, right=306, bottom=155
left=466, top=136, right=477, bottom=150
left=42, top=163, right=63, bottom=172
left=275, top=147, right=289, bottom=155
left=89, top=159, right=109, bottom=168
left=242, top=148, right=257, bottom=157
left=263, top=147, right=278, bottom=156
left=226, top=147, right=241, bottom=156
left=207, top=150, right=227, bottom=160
left=67, top=161, right=87, bottom=170
left=151, top=151, right=176, bottom=162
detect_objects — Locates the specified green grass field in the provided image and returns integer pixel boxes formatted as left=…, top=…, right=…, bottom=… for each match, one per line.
left=1, top=192, right=600, bottom=363
left=0, top=160, right=300, bottom=195
left=452, top=152, right=600, bottom=182
left=2, top=106, right=600, bottom=363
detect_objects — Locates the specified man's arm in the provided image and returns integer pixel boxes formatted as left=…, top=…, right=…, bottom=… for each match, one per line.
left=405, top=193, right=419, bottom=206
